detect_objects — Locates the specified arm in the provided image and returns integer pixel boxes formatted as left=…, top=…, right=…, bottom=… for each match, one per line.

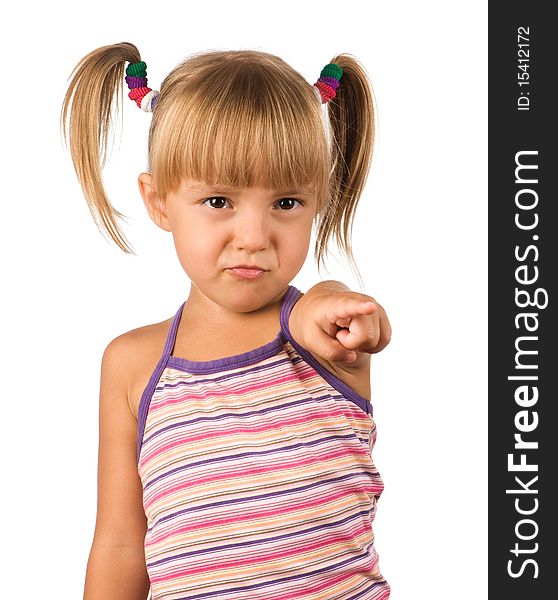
left=288, top=280, right=391, bottom=397
left=83, top=336, right=151, bottom=600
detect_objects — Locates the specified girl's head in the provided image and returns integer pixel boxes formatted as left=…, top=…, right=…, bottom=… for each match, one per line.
left=61, top=43, right=375, bottom=294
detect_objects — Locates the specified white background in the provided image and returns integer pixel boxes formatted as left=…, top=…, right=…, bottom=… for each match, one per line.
left=1, top=1, right=487, bottom=597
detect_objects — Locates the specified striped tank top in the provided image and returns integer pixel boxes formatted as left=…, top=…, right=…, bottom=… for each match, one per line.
left=137, top=285, right=390, bottom=599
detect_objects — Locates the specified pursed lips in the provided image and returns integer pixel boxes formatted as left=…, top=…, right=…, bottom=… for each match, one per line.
left=228, top=265, right=267, bottom=271
left=227, top=266, right=268, bottom=279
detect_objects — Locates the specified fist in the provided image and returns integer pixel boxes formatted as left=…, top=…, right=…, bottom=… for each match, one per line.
left=291, top=287, right=392, bottom=367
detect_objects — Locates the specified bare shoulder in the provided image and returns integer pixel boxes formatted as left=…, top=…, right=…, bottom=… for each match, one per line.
left=91, top=321, right=169, bottom=552
left=104, top=317, right=172, bottom=421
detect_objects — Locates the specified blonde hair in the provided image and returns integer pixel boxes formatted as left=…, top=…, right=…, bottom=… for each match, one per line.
left=61, top=42, right=376, bottom=281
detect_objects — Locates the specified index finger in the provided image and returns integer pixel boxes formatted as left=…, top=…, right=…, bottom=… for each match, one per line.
left=325, top=296, right=378, bottom=324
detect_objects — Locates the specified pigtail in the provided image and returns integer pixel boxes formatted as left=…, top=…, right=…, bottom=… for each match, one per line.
left=61, top=42, right=142, bottom=254
left=314, top=54, right=376, bottom=286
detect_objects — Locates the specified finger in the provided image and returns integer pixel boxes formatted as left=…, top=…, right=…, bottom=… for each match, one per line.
left=312, top=327, right=360, bottom=364
left=325, top=297, right=378, bottom=325
left=370, top=307, right=392, bottom=354
left=335, top=312, right=380, bottom=353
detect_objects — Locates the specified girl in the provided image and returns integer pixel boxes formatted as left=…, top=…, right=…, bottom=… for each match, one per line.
left=62, top=42, right=392, bottom=600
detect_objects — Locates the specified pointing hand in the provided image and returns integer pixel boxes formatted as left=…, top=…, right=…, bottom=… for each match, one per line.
left=290, top=285, right=391, bottom=367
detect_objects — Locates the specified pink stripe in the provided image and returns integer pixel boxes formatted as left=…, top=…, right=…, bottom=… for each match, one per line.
left=140, top=408, right=356, bottom=467
left=152, top=366, right=319, bottom=409
left=149, top=521, right=372, bottom=582
left=257, top=562, right=382, bottom=600
left=341, top=407, right=370, bottom=420
left=147, top=482, right=372, bottom=545
left=144, top=444, right=369, bottom=511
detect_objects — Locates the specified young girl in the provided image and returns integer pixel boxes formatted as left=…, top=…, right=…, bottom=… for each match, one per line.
left=62, top=42, right=392, bottom=600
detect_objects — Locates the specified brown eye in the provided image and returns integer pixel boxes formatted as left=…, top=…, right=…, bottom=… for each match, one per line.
left=203, top=197, right=229, bottom=209
left=276, top=198, right=303, bottom=210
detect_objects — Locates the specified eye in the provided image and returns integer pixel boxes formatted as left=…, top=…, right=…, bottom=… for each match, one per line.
left=275, top=198, right=304, bottom=211
left=202, top=196, right=230, bottom=209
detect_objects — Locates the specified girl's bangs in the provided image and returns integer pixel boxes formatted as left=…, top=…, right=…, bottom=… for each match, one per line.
left=152, top=84, right=330, bottom=200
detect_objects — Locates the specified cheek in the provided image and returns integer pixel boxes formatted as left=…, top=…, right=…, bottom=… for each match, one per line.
left=171, top=221, right=207, bottom=266
left=278, top=219, right=313, bottom=261
left=172, top=219, right=221, bottom=272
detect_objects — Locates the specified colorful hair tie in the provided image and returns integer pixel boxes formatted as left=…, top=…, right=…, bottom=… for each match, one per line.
left=313, top=63, right=343, bottom=104
left=125, top=61, right=160, bottom=112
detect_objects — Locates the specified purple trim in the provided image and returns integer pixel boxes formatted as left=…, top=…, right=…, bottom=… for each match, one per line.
left=279, top=284, right=301, bottom=332
left=160, top=356, right=292, bottom=391
left=279, top=289, right=372, bottom=416
left=136, top=355, right=167, bottom=465
left=162, top=300, right=185, bottom=358
left=136, top=300, right=185, bottom=465
left=168, top=335, right=286, bottom=374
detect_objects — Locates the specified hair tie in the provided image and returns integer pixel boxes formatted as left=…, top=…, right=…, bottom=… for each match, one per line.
left=313, top=63, right=343, bottom=104
left=125, top=61, right=160, bottom=112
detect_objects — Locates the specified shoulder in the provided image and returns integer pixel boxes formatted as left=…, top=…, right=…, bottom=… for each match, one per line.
left=95, top=325, right=171, bottom=550
left=102, top=317, right=172, bottom=421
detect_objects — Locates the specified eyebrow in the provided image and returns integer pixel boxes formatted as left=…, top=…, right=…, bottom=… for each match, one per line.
left=187, top=184, right=314, bottom=196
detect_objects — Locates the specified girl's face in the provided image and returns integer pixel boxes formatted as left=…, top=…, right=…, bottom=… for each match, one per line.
left=140, top=175, right=318, bottom=314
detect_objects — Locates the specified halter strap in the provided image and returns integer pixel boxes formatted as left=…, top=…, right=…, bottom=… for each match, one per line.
left=161, top=301, right=186, bottom=362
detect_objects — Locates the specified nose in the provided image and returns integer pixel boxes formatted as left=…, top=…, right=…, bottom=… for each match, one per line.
left=232, top=209, right=270, bottom=252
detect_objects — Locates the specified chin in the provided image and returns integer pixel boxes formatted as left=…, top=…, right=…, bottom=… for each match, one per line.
left=227, top=284, right=285, bottom=312
left=190, top=276, right=290, bottom=310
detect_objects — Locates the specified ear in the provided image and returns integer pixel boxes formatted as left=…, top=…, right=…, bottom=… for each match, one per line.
left=138, top=172, right=171, bottom=232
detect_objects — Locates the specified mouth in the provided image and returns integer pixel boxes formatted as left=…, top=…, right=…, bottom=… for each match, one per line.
left=227, top=266, right=268, bottom=280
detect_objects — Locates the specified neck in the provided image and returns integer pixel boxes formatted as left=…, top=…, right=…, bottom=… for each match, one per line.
left=183, top=284, right=288, bottom=330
